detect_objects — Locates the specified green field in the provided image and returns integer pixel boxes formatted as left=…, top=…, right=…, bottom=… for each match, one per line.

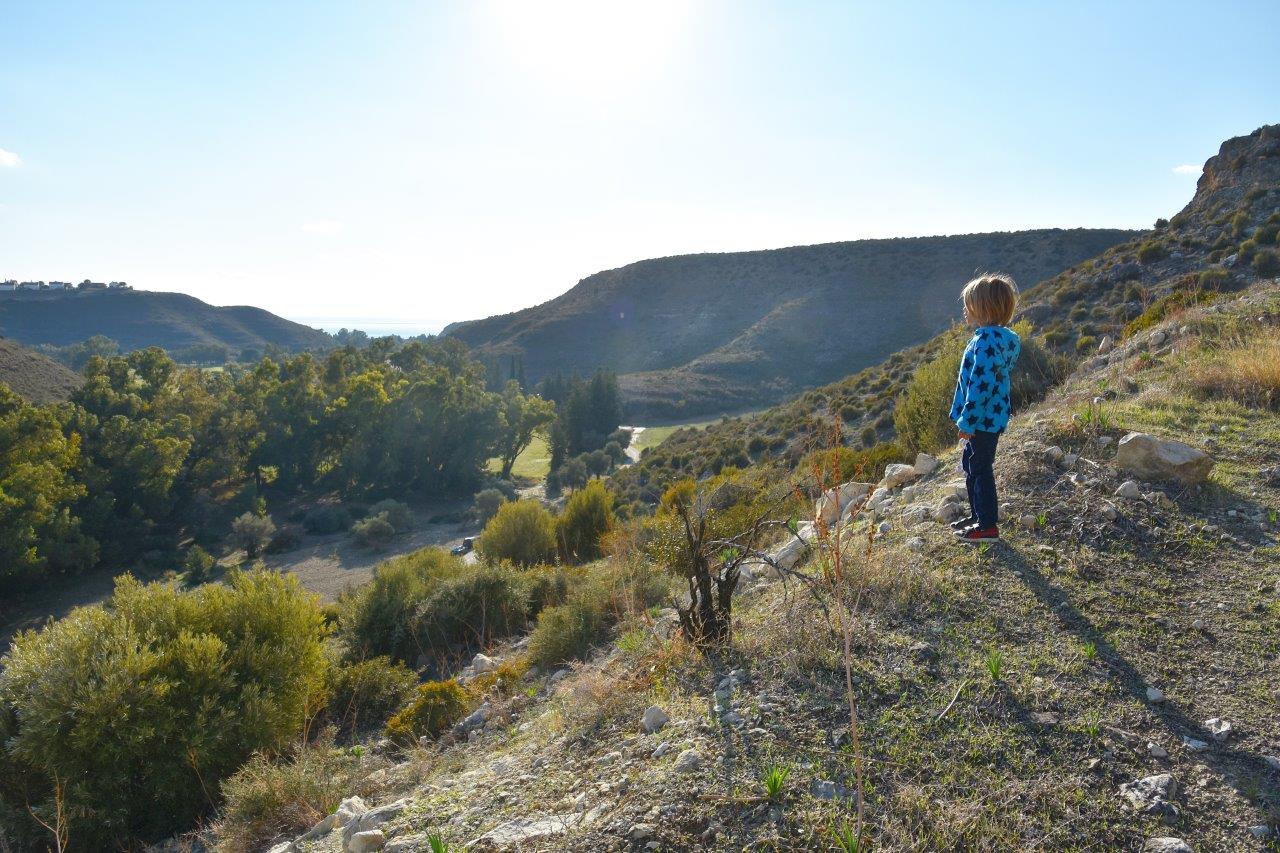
left=487, top=417, right=727, bottom=481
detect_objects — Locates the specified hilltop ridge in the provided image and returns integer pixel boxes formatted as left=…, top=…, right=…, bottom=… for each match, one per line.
left=445, top=228, right=1136, bottom=418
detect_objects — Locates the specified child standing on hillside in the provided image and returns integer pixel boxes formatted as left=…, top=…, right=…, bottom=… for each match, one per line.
left=949, top=273, right=1020, bottom=542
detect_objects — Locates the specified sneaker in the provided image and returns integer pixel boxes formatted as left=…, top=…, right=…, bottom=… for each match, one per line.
left=949, top=515, right=978, bottom=531
left=958, top=526, right=999, bottom=543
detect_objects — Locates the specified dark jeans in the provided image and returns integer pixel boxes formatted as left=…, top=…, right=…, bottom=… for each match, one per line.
left=962, top=430, right=1000, bottom=528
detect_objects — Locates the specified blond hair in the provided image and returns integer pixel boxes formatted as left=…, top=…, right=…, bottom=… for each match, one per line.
left=961, top=272, right=1018, bottom=326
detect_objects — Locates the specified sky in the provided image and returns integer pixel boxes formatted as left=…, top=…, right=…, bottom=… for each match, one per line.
left=2, top=1, right=1278, bottom=335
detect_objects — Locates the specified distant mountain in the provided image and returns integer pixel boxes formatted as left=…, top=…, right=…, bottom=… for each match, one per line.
left=0, top=289, right=332, bottom=354
left=0, top=339, right=82, bottom=404
left=444, top=229, right=1138, bottom=418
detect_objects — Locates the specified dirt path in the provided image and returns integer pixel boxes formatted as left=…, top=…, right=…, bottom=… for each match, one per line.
left=620, top=425, right=646, bottom=463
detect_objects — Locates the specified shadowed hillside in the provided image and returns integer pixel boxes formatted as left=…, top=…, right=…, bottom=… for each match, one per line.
left=614, top=124, right=1280, bottom=506
left=0, top=288, right=333, bottom=354
left=445, top=229, right=1137, bottom=418
left=0, top=338, right=82, bottom=404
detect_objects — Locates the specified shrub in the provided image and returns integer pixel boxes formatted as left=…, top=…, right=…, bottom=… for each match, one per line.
left=1198, top=268, right=1233, bottom=290
left=527, top=600, right=606, bottom=669
left=183, top=543, right=216, bottom=584
left=1252, top=249, right=1280, bottom=277
left=798, top=442, right=909, bottom=484
left=1075, top=335, right=1098, bottom=353
left=303, top=504, right=352, bottom=534
left=231, top=512, right=276, bottom=557
left=1136, top=240, right=1167, bottom=264
left=338, top=548, right=467, bottom=663
left=1238, top=238, right=1258, bottom=262
left=584, top=448, right=612, bottom=476
left=352, top=513, right=395, bottom=549
left=410, top=565, right=530, bottom=654
left=1154, top=217, right=1168, bottom=230
left=368, top=499, right=413, bottom=533
left=215, top=732, right=366, bottom=852
left=893, top=329, right=964, bottom=453
left=0, top=570, right=329, bottom=847
left=603, top=440, right=627, bottom=466
left=385, top=679, right=469, bottom=742
left=476, top=500, right=556, bottom=567
left=1124, top=288, right=1219, bottom=337
left=557, top=457, right=589, bottom=491
left=607, top=427, right=633, bottom=448
left=473, top=488, right=507, bottom=525
left=556, top=480, right=614, bottom=563
left=325, top=656, right=418, bottom=738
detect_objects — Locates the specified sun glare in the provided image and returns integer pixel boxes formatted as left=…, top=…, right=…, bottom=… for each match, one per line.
left=484, top=0, right=693, bottom=96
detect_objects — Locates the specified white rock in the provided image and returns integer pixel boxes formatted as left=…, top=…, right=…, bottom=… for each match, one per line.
left=1191, top=618, right=1206, bottom=631
left=301, top=812, right=338, bottom=840
left=267, top=843, right=297, bottom=853
left=1119, top=773, right=1178, bottom=815
left=334, top=796, right=369, bottom=827
left=1099, top=502, right=1118, bottom=521
left=913, top=452, right=938, bottom=477
left=1142, top=840, right=1193, bottom=853
left=1203, top=717, right=1232, bottom=742
left=880, top=463, right=919, bottom=489
left=1098, top=335, right=1114, bottom=354
left=641, top=705, right=669, bottom=733
left=470, top=814, right=581, bottom=849
left=628, top=823, right=656, bottom=841
left=815, top=481, right=873, bottom=526
left=652, top=741, right=671, bottom=759
left=470, top=652, right=498, bottom=673
left=1147, top=742, right=1168, bottom=759
left=1181, top=735, right=1208, bottom=752
left=1146, top=686, right=1165, bottom=703
left=1115, top=432, right=1214, bottom=484
left=460, top=703, right=491, bottom=730
left=934, top=498, right=968, bottom=523
left=1045, top=446, right=1065, bottom=463
left=673, top=748, right=703, bottom=772
left=906, top=536, right=925, bottom=552
left=1149, top=329, right=1168, bottom=347
left=1115, top=480, right=1143, bottom=500
left=347, top=830, right=386, bottom=853
left=344, top=800, right=409, bottom=850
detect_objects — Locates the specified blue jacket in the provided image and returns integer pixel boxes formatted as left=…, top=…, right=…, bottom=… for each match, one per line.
left=950, top=325, right=1021, bottom=434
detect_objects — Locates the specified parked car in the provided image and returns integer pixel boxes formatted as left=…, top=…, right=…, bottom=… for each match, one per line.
left=450, top=537, right=474, bottom=556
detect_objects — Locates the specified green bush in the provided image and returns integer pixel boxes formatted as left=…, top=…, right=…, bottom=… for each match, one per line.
left=215, top=732, right=365, bottom=852
left=266, top=525, right=301, bottom=553
left=368, top=499, right=413, bottom=533
left=325, top=656, right=418, bottom=738
left=1136, top=241, right=1167, bottom=264
left=798, top=442, right=909, bottom=484
left=1124, top=288, right=1219, bottom=337
left=231, top=512, right=276, bottom=557
left=893, top=329, right=964, bottom=453
left=338, top=548, right=467, bottom=663
left=1075, top=335, right=1098, bottom=353
left=0, top=569, right=329, bottom=847
left=473, top=488, right=507, bottom=525
left=303, top=504, right=352, bottom=534
left=352, top=512, right=395, bottom=548
left=410, top=565, right=530, bottom=654
left=476, top=500, right=556, bottom=567
left=183, top=543, right=216, bottom=584
left=1252, top=249, right=1280, bottom=277
left=1198, top=268, right=1233, bottom=290
left=528, top=600, right=606, bottom=669
left=556, top=480, right=614, bottom=563
left=385, top=679, right=469, bottom=742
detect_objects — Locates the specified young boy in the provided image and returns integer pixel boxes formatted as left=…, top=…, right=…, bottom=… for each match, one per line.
left=949, top=273, right=1020, bottom=542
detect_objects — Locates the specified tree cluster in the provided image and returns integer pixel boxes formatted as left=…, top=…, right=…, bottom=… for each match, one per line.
left=0, top=338, right=555, bottom=590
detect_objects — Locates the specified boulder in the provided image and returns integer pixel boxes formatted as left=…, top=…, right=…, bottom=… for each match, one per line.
left=880, top=463, right=919, bottom=489
left=1097, top=335, right=1114, bottom=354
left=343, top=800, right=409, bottom=850
left=815, top=481, right=873, bottom=526
left=347, top=830, right=385, bottom=853
left=1114, top=480, right=1143, bottom=500
left=471, top=653, right=498, bottom=674
left=1119, top=773, right=1179, bottom=819
left=913, top=452, right=938, bottom=477
left=640, top=705, right=669, bottom=734
left=673, top=748, right=703, bottom=772
left=1115, top=433, right=1214, bottom=484
left=1203, top=717, right=1232, bottom=742
left=934, top=497, right=968, bottom=523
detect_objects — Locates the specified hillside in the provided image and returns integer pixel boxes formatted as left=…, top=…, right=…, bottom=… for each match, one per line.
left=204, top=281, right=1280, bottom=853
left=0, top=338, right=83, bottom=403
left=444, top=229, right=1137, bottom=418
left=0, top=288, right=333, bottom=353
left=614, top=124, right=1280, bottom=507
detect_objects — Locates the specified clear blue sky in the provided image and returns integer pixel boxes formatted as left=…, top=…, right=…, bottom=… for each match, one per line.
left=2, top=1, right=1277, bottom=333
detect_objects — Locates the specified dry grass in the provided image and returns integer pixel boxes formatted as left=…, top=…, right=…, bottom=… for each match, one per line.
left=1183, top=331, right=1280, bottom=410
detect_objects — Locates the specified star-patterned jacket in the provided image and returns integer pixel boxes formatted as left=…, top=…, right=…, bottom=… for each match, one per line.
left=950, top=324, right=1021, bottom=434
